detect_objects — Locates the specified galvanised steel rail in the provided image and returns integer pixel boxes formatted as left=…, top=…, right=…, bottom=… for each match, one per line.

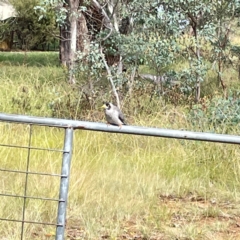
left=0, top=113, right=240, bottom=144
left=0, top=112, right=240, bottom=240
left=0, top=114, right=73, bottom=240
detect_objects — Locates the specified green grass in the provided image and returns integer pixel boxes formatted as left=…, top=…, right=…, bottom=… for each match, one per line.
left=0, top=51, right=60, bottom=67
left=0, top=124, right=240, bottom=239
left=0, top=51, right=240, bottom=239
left=0, top=52, right=67, bottom=117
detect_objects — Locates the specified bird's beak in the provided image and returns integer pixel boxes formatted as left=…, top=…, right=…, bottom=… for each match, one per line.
left=101, top=104, right=106, bottom=109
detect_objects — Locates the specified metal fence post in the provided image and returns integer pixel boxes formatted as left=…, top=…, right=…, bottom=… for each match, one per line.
left=56, top=127, right=74, bottom=240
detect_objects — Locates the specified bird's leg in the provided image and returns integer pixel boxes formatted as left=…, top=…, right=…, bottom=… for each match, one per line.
left=118, top=124, right=122, bottom=129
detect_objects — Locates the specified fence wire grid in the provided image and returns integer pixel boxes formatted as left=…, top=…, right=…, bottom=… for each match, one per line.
left=0, top=112, right=240, bottom=240
left=0, top=122, right=73, bottom=240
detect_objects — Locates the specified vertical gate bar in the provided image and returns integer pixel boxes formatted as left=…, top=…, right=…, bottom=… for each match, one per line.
left=56, top=127, right=74, bottom=240
left=21, top=124, right=32, bottom=240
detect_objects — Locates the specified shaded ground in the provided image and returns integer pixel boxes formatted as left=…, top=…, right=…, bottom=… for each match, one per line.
left=66, top=194, right=240, bottom=240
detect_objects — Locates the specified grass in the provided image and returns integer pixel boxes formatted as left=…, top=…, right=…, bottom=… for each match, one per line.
left=0, top=52, right=60, bottom=67
left=0, top=51, right=240, bottom=239
left=0, top=124, right=240, bottom=239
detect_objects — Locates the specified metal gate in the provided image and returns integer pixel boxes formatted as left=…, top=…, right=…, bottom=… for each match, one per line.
left=0, top=121, right=73, bottom=240
left=0, top=112, right=240, bottom=240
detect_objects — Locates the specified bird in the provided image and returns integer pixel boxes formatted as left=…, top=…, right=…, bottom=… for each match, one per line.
left=101, top=102, right=127, bottom=128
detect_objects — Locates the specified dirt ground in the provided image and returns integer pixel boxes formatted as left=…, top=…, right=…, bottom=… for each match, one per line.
left=66, top=193, right=240, bottom=240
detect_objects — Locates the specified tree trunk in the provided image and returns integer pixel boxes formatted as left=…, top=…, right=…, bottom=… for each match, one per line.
left=59, top=24, right=70, bottom=67
left=238, top=59, right=240, bottom=80
left=217, top=55, right=227, bottom=98
left=216, top=21, right=231, bottom=97
left=76, top=11, right=90, bottom=57
left=128, top=66, right=137, bottom=98
left=59, top=0, right=79, bottom=84
left=193, top=25, right=201, bottom=103
left=107, top=0, right=123, bottom=74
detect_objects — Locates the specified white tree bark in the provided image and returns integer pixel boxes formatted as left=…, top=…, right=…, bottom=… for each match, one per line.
left=91, top=0, right=113, bottom=30
left=107, top=0, right=119, bottom=32
left=68, top=0, right=79, bottom=84
left=100, top=46, right=121, bottom=109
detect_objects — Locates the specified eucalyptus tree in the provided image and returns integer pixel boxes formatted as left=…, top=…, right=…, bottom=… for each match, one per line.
left=34, top=0, right=197, bottom=101
left=35, top=0, right=240, bottom=105
left=36, top=0, right=79, bottom=84
left=208, top=0, right=239, bottom=96
left=150, top=0, right=239, bottom=102
left=35, top=0, right=131, bottom=106
left=154, top=0, right=213, bottom=102
left=36, top=0, right=116, bottom=94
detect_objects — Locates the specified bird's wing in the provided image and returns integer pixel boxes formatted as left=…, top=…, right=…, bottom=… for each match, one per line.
left=118, top=111, right=126, bottom=125
left=112, top=105, right=127, bottom=125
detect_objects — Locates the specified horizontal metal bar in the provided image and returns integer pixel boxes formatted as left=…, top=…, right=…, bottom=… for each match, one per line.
left=0, top=143, right=63, bottom=152
left=0, top=193, right=64, bottom=202
left=0, top=113, right=240, bottom=144
left=0, top=168, right=63, bottom=177
left=0, top=218, right=60, bottom=226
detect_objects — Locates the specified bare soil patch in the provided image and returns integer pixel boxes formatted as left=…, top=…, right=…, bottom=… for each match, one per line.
left=66, top=193, right=240, bottom=240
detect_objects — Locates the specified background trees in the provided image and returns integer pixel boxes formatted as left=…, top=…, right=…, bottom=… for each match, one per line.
left=1, top=0, right=240, bottom=106
left=0, top=0, right=58, bottom=50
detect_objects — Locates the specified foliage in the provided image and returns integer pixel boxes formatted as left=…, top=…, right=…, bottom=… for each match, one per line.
left=31, top=0, right=240, bottom=103
left=5, top=0, right=58, bottom=50
left=189, top=93, right=240, bottom=132
left=114, top=0, right=239, bottom=100
left=0, top=18, right=11, bottom=41
left=76, top=42, right=104, bottom=80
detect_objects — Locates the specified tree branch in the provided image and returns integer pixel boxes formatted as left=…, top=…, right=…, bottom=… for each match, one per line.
left=91, top=0, right=113, bottom=30
left=100, top=46, right=120, bottom=108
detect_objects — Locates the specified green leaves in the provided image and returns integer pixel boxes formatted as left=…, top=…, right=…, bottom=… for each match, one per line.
left=76, top=42, right=104, bottom=78
left=189, top=94, right=240, bottom=132
left=7, top=0, right=58, bottom=50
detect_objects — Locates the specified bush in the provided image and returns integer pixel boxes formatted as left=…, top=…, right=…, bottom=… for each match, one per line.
left=189, top=94, right=240, bottom=132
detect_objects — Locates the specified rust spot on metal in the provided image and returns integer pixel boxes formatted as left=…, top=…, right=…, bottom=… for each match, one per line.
left=74, top=126, right=85, bottom=129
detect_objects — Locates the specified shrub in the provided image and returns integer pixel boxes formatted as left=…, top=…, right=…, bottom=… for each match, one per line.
left=189, top=94, right=240, bottom=132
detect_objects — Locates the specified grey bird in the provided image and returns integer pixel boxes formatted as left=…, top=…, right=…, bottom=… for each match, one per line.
left=101, top=102, right=127, bottom=128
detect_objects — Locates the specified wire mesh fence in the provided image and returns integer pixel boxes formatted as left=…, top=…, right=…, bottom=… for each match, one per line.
left=0, top=122, right=73, bottom=240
